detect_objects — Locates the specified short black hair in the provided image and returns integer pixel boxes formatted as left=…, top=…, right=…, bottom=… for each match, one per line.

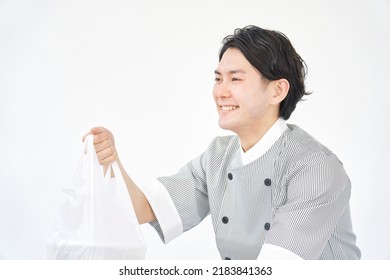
left=219, top=25, right=310, bottom=120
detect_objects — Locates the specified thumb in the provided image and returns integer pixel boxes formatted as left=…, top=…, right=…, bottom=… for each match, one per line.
left=82, top=126, right=101, bottom=142
left=82, top=131, right=91, bottom=142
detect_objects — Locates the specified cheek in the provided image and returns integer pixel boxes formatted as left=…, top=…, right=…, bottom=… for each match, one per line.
left=242, top=91, right=267, bottom=114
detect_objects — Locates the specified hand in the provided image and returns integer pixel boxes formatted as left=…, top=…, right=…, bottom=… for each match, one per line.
left=82, top=127, right=119, bottom=166
left=83, top=127, right=156, bottom=224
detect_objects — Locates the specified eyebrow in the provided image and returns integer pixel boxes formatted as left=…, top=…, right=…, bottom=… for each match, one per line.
left=214, top=69, right=246, bottom=75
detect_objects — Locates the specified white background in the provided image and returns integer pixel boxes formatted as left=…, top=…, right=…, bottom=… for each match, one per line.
left=0, top=0, right=389, bottom=260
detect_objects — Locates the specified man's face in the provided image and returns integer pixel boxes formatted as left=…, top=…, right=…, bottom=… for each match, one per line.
left=213, top=48, right=275, bottom=136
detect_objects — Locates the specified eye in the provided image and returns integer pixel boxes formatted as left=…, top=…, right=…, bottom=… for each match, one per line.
left=214, top=77, right=221, bottom=82
left=232, top=77, right=241, bottom=82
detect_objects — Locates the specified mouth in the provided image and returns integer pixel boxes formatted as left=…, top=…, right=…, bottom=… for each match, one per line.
left=220, top=105, right=239, bottom=111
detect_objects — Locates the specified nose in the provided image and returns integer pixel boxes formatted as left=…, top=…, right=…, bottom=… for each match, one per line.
left=213, top=81, right=231, bottom=100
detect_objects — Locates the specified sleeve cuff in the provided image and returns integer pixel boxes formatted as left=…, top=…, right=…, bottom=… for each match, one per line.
left=258, top=244, right=303, bottom=260
left=139, top=179, right=183, bottom=243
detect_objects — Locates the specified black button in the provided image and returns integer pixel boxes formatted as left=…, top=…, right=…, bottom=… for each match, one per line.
left=225, top=257, right=231, bottom=260
left=222, top=216, right=229, bottom=224
left=228, top=173, right=233, bottom=180
left=264, top=222, right=271, bottom=231
left=264, top=178, right=271, bottom=186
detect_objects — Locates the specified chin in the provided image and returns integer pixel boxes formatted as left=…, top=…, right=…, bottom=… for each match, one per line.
left=218, top=121, right=237, bottom=133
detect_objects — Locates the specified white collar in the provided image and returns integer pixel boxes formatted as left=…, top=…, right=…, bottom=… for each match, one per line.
left=240, top=118, right=288, bottom=165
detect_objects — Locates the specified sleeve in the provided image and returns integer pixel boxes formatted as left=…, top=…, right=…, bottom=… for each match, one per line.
left=148, top=150, right=210, bottom=243
left=264, top=152, right=351, bottom=259
left=139, top=179, right=183, bottom=244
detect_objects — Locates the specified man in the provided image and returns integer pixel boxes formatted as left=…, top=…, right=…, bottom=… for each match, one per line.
left=84, top=26, right=361, bottom=259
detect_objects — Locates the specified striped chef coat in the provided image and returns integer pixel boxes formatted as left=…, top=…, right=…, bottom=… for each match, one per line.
left=146, top=122, right=361, bottom=260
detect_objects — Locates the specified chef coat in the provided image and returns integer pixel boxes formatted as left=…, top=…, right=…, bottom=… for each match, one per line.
left=142, top=121, right=361, bottom=260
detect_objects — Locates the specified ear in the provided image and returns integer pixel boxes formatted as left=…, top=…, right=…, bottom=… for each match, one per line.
left=270, top=78, right=289, bottom=105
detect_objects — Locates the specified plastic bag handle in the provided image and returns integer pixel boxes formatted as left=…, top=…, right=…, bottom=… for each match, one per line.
left=83, top=134, right=101, bottom=240
left=105, top=161, right=122, bottom=181
left=83, top=135, right=96, bottom=159
left=83, top=134, right=105, bottom=174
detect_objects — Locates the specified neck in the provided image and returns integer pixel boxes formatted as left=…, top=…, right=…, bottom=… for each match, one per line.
left=238, top=116, right=279, bottom=152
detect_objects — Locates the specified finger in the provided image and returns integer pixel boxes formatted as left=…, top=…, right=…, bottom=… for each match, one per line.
left=82, top=126, right=105, bottom=142
left=91, top=126, right=105, bottom=135
left=93, top=130, right=110, bottom=144
left=99, top=155, right=117, bottom=166
left=94, top=139, right=112, bottom=153
left=96, top=146, right=117, bottom=165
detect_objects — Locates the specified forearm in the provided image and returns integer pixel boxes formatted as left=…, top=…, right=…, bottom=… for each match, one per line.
left=117, top=160, right=157, bottom=224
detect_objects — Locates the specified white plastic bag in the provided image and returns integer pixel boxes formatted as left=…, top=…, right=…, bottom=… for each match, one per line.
left=47, top=135, right=146, bottom=259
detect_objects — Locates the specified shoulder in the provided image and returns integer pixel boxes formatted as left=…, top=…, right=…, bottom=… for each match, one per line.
left=282, top=124, right=350, bottom=188
left=282, top=124, right=349, bottom=180
left=284, top=124, right=342, bottom=164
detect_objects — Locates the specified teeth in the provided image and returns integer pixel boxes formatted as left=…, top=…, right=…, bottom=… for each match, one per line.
left=221, top=106, right=239, bottom=111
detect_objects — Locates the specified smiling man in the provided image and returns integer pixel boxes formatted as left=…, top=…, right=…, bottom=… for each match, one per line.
left=85, top=26, right=361, bottom=260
